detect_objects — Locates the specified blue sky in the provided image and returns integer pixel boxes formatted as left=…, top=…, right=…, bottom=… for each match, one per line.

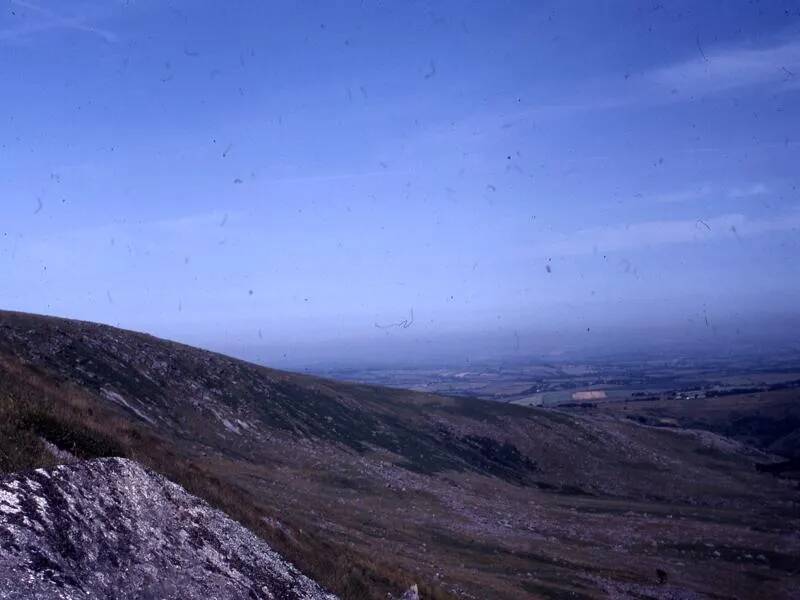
left=2, top=0, right=799, bottom=367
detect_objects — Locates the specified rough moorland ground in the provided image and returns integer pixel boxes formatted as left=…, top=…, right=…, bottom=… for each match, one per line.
left=0, top=310, right=798, bottom=599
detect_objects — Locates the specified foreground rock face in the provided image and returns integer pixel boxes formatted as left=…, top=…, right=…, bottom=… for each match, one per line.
left=0, top=458, right=335, bottom=600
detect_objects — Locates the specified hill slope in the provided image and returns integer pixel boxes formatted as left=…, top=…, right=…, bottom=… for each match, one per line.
left=0, top=457, right=335, bottom=600
left=0, top=310, right=798, bottom=599
left=562, top=388, right=800, bottom=459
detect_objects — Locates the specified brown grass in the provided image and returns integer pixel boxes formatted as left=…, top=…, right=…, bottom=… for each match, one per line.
left=0, top=353, right=455, bottom=600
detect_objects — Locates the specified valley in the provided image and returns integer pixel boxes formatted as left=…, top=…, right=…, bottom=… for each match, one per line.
left=0, top=310, right=798, bottom=599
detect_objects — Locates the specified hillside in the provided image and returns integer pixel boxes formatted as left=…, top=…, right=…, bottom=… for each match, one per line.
left=0, top=310, right=798, bottom=599
left=0, top=457, right=335, bottom=600
left=560, top=388, right=800, bottom=460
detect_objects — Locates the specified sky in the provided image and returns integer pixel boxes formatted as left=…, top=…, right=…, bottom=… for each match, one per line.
left=2, top=0, right=799, bottom=368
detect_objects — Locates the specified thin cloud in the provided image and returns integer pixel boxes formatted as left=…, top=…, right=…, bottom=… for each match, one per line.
left=262, top=169, right=391, bottom=185
left=221, top=35, right=800, bottom=164
left=651, top=183, right=769, bottom=204
left=652, top=184, right=714, bottom=204
left=727, top=183, right=769, bottom=199
left=502, top=36, right=800, bottom=124
left=532, top=209, right=800, bottom=257
left=151, top=210, right=241, bottom=234
left=647, top=37, right=800, bottom=97
left=1, top=0, right=117, bottom=44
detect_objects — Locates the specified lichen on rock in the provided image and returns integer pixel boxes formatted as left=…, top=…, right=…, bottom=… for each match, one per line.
left=0, top=457, right=336, bottom=600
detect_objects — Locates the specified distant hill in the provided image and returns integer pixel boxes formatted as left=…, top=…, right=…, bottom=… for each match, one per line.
left=564, top=388, right=800, bottom=459
left=0, top=310, right=798, bottom=599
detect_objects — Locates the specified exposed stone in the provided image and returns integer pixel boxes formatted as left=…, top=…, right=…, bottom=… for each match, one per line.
left=399, top=583, right=419, bottom=600
left=0, top=458, right=336, bottom=600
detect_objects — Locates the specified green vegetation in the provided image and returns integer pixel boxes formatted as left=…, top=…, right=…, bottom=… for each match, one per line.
left=0, top=365, right=126, bottom=472
left=0, top=355, right=454, bottom=600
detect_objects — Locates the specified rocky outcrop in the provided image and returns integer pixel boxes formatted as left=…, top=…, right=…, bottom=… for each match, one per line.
left=399, top=584, right=419, bottom=600
left=0, top=458, right=335, bottom=600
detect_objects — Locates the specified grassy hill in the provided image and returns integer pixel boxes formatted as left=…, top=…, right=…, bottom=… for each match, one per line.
left=0, top=310, right=798, bottom=599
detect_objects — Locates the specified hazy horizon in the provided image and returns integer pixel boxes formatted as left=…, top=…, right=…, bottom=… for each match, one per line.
left=3, top=1, right=799, bottom=369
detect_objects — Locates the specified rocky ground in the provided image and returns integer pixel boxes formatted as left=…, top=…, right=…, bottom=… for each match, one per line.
left=0, top=457, right=335, bottom=600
